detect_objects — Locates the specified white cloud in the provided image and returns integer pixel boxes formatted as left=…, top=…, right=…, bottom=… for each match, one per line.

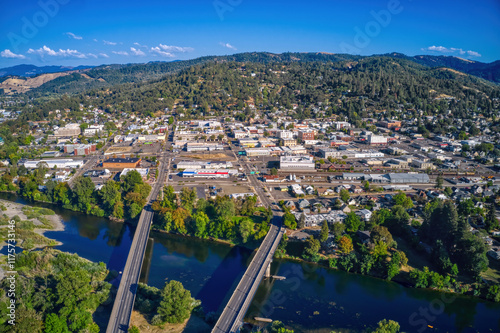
left=112, top=51, right=129, bottom=56
left=130, top=47, right=145, bottom=56
left=467, top=50, right=481, bottom=57
left=134, top=42, right=147, bottom=48
left=27, top=45, right=87, bottom=58
left=422, top=45, right=481, bottom=57
left=0, top=49, right=26, bottom=59
left=103, top=40, right=117, bottom=46
left=99, top=53, right=109, bottom=58
left=219, top=42, right=237, bottom=50
left=150, top=47, right=174, bottom=57
left=65, top=32, right=82, bottom=40
left=93, top=39, right=98, bottom=42
left=87, top=53, right=97, bottom=58
left=156, top=44, right=194, bottom=53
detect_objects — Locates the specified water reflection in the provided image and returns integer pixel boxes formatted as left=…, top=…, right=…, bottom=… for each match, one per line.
left=1, top=192, right=499, bottom=333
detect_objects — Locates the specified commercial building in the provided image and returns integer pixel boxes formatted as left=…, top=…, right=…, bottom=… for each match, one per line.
left=278, top=130, right=294, bottom=140
left=53, top=124, right=81, bottom=137
left=298, top=130, right=315, bottom=141
left=181, top=169, right=238, bottom=178
left=24, top=159, right=84, bottom=169
left=64, top=144, right=97, bottom=156
left=368, top=135, right=388, bottom=145
left=175, top=161, right=233, bottom=169
left=245, top=148, right=271, bottom=157
left=377, top=121, right=402, bottom=129
left=83, top=125, right=104, bottom=136
left=331, top=121, right=352, bottom=130
left=137, top=133, right=166, bottom=142
left=319, top=148, right=342, bottom=159
left=281, top=138, right=297, bottom=147
left=280, top=155, right=315, bottom=170
left=185, top=142, right=223, bottom=152
left=411, top=159, right=436, bottom=170
left=102, top=157, right=141, bottom=168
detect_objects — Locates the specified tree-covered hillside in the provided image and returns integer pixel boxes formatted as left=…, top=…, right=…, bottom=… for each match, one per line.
left=12, top=55, right=498, bottom=125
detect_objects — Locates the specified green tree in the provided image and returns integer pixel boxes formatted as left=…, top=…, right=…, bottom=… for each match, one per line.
left=128, top=326, right=140, bottom=333
left=99, top=180, right=121, bottom=215
left=373, top=319, right=400, bottom=333
left=370, top=225, right=394, bottom=247
left=157, top=280, right=197, bottom=324
left=345, top=212, right=363, bottom=233
left=319, top=220, right=329, bottom=243
left=121, top=170, right=143, bottom=193
left=239, top=217, right=254, bottom=243
left=44, top=313, right=69, bottom=333
left=270, top=167, right=278, bottom=175
left=192, top=211, right=209, bottom=238
left=180, top=187, right=197, bottom=212
left=340, top=188, right=350, bottom=202
left=72, top=176, right=95, bottom=213
left=303, top=236, right=321, bottom=260
left=436, top=174, right=444, bottom=189
left=485, top=203, right=499, bottom=231
left=393, top=191, right=414, bottom=209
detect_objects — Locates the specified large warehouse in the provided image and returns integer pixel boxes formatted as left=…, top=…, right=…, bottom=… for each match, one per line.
left=24, top=159, right=84, bottom=169
left=279, top=155, right=315, bottom=170
left=388, top=173, right=430, bottom=183
left=181, top=169, right=238, bottom=178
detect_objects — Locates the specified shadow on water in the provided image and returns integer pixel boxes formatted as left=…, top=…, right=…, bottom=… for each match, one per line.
left=196, top=245, right=254, bottom=313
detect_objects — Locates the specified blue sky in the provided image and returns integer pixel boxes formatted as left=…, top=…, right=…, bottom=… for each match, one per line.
left=0, top=0, right=499, bottom=67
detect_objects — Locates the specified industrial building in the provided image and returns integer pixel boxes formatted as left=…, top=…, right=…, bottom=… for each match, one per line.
left=367, top=135, right=388, bottom=145
left=175, top=161, right=233, bottom=169
left=280, top=155, right=315, bottom=170
left=53, top=124, right=81, bottom=137
left=181, top=169, right=238, bottom=178
left=185, top=142, right=224, bottom=152
left=388, top=173, right=430, bottom=183
left=63, top=144, right=97, bottom=156
left=24, top=159, right=84, bottom=169
left=102, top=157, right=141, bottom=168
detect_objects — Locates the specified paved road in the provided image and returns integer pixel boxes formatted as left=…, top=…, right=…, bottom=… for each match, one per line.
left=106, top=152, right=169, bottom=333
left=211, top=152, right=283, bottom=333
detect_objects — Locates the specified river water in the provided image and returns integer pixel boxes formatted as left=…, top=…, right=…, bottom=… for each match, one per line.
left=3, top=193, right=499, bottom=332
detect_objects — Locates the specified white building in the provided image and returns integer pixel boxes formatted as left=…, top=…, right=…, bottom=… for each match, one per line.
left=24, top=159, right=84, bottom=169
left=280, top=155, right=315, bottom=170
left=332, top=121, right=352, bottom=130
left=84, top=124, right=104, bottom=136
left=278, top=130, right=294, bottom=140
left=368, top=135, right=388, bottom=145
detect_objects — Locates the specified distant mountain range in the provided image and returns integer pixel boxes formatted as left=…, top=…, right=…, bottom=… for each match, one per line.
left=0, top=64, right=94, bottom=77
left=0, top=52, right=498, bottom=97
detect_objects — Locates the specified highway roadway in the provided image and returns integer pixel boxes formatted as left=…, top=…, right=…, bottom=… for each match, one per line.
left=212, top=152, right=284, bottom=333
left=106, top=152, right=169, bottom=333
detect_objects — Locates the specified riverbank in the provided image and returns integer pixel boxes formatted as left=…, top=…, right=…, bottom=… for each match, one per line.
left=130, top=311, right=211, bottom=333
left=0, top=199, right=64, bottom=279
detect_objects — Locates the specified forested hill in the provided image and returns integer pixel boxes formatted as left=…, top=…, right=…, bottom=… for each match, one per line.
left=1, top=52, right=499, bottom=98
left=8, top=55, right=498, bottom=133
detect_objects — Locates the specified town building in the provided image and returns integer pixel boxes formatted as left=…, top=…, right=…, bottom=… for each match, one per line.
left=280, top=155, right=315, bottom=170
left=102, top=157, right=141, bottom=168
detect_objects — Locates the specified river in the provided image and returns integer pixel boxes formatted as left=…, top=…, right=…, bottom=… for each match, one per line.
left=3, top=193, right=499, bottom=332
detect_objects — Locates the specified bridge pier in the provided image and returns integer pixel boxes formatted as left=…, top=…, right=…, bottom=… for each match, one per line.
left=265, top=259, right=272, bottom=278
